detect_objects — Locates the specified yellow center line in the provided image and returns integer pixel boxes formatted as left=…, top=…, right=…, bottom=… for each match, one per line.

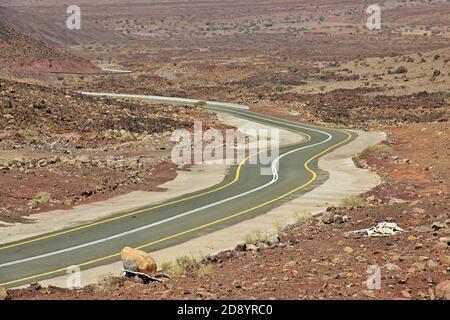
left=0, top=116, right=311, bottom=251
left=0, top=125, right=351, bottom=287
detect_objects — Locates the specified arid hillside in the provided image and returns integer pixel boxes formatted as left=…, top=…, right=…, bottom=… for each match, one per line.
left=0, top=5, right=117, bottom=46
left=0, top=24, right=101, bottom=74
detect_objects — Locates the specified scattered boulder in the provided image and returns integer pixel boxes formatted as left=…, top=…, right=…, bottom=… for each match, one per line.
left=120, top=246, right=157, bottom=276
left=266, top=235, right=280, bottom=246
left=256, top=241, right=268, bottom=250
left=321, top=211, right=334, bottom=224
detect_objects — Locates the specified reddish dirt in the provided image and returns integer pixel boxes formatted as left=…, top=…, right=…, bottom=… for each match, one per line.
left=9, top=121, right=449, bottom=300
left=0, top=79, right=221, bottom=222
left=0, top=24, right=101, bottom=74
left=0, top=162, right=177, bottom=224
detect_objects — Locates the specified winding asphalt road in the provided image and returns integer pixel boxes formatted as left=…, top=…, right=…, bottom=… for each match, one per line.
left=0, top=94, right=354, bottom=288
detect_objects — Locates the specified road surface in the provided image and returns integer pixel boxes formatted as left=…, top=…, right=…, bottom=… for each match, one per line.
left=0, top=94, right=354, bottom=287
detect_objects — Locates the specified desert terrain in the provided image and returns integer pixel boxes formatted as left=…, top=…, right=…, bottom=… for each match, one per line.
left=0, top=0, right=449, bottom=301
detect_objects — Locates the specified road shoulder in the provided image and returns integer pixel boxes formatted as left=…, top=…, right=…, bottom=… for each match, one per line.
left=29, top=129, right=384, bottom=288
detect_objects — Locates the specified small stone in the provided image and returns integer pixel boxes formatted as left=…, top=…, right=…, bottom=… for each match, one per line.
left=344, top=246, right=354, bottom=254
left=412, top=262, right=426, bottom=271
left=2, top=100, right=12, bottom=108
left=396, top=273, right=409, bottom=284
left=384, top=263, right=401, bottom=271
left=286, top=269, right=298, bottom=277
left=321, top=212, right=334, bottom=224
left=407, top=235, right=417, bottom=241
left=133, top=275, right=144, bottom=284
left=401, top=290, right=412, bottom=299
left=432, top=222, right=447, bottom=230
left=439, top=255, right=450, bottom=266
left=362, top=290, right=376, bottom=298
left=388, top=197, right=407, bottom=205
left=29, top=282, right=41, bottom=291
left=433, top=241, right=448, bottom=253
left=428, top=288, right=435, bottom=300
left=256, top=241, right=268, bottom=250
left=246, top=244, right=258, bottom=251
left=427, top=260, right=438, bottom=270
left=123, top=261, right=138, bottom=272
left=285, top=261, right=297, bottom=267
left=0, top=287, right=10, bottom=300
left=267, top=235, right=280, bottom=246
left=435, top=280, right=450, bottom=300
left=164, top=282, right=175, bottom=290
left=334, top=215, right=344, bottom=224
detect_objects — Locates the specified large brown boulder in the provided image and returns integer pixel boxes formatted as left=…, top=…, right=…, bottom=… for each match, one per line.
left=120, top=247, right=157, bottom=276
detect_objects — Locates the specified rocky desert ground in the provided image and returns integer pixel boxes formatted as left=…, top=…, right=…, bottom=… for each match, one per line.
left=0, top=0, right=449, bottom=300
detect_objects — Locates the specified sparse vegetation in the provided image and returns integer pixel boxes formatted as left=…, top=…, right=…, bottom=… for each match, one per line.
left=97, top=274, right=119, bottom=292
left=340, top=195, right=364, bottom=208
left=30, top=192, right=52, bottom=207
left=161, top=255, right=198, bottom=275
left=272, top=219, right=285, bottom=233
left=293, top=210, right=313, bottom=223
left=243, top=229, right=268, bottom=244
left=359, top=143, right=394, bottom=157
left=197, top=265, right=214, bottom=278
left=160, top=261, right=173, bottom=271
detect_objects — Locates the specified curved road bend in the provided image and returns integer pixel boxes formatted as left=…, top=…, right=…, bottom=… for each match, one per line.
left=0, top=94, right=355, bottom=287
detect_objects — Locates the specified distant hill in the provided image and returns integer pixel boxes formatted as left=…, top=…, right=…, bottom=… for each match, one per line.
left=0, top=23, right=102, bottom=74
left=0, top=5, right=118, bottom=46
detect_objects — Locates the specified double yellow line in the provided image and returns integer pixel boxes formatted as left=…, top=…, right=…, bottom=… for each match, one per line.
left=0, top=121, right=351, bottom=287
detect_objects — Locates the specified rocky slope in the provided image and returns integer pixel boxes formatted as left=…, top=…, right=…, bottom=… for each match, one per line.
left=0, top=78, right=219, bottom=223
left=0, top=24, right=101, bottom=74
